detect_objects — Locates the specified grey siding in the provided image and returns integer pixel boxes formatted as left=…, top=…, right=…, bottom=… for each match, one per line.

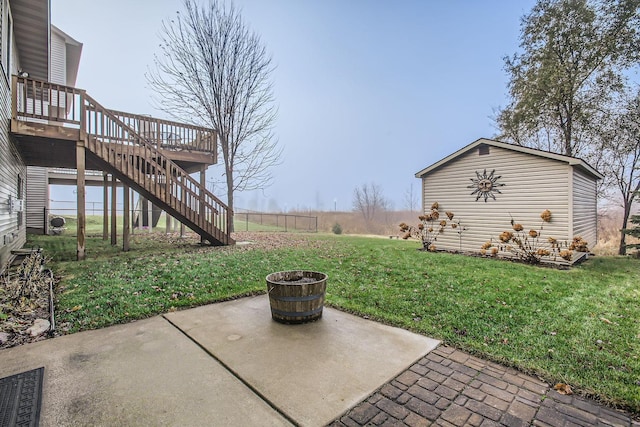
left=24, top=26, right=66, bottom=233
left=26, top=166, right=47, bottom=231
left=421, top=145, right=571, bottom=255
left=572, top=168, right=598, bottom=247
left=0, top=71, right=27, bottom=267
left=0, top=0, right=26, bottom=268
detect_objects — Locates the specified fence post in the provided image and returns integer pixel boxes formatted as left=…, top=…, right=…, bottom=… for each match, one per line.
left=43, top=208, right=48, bottom=235
left=246, top=213, right=249, bottom=231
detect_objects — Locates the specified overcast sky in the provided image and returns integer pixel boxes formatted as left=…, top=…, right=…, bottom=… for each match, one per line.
left=51, top=0, right=538, bottom=212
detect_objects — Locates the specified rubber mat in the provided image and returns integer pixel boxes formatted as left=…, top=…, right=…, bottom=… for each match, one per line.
left=0, top=367, right=44, bottom=427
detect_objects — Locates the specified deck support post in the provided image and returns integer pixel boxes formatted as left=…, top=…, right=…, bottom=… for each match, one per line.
left=103, top=173, right=108, bottom=240
left=111, top=175, right=117, bottom=245
left=76, top=141, right=86, bottom=261
left=147, top=200, right=153, bottom=233
left=200, top=166, right=206, bottom=244
left=165, top=211, right=171, bottom=234
left=130, top=191, right=135, bottom=235
left=123, top=185, right=130, bottom=251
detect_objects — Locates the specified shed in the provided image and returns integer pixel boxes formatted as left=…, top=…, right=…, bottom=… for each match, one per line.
left=415, top=138, right=603, bottom=262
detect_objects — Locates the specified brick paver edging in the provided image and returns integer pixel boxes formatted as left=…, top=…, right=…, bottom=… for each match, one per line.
left=329, top=345, right=639, bottom=427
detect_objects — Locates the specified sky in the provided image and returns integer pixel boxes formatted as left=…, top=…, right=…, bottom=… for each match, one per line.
left=50, top=0, right=538, bottom=212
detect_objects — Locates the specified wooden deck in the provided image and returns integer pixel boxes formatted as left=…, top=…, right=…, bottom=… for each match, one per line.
left=10, top=76, right=233, bottom=256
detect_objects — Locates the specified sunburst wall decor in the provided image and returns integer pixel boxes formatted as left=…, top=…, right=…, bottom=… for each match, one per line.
left=467, top=169, right=505, bottom=202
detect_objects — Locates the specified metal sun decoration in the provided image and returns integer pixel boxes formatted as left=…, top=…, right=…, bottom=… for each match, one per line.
left=468, top=169, right=505, bottom=202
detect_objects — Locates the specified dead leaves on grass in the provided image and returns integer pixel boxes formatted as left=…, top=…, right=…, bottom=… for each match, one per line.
left=553, top=383, right=573, bottom=395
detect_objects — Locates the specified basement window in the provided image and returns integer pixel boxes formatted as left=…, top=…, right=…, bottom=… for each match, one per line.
left=478, top=145, right=490, bottom=156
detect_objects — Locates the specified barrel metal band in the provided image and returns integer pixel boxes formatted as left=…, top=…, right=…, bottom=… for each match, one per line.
left=270, top=306, right=323, bottom=318
left=270, top=293, right=324, bottom=302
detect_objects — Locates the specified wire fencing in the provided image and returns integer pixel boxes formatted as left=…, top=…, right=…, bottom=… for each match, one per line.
left=31, top=203, right=318, bottom=235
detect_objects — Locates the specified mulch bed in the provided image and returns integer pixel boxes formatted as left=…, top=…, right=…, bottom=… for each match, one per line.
left=0, top=252, right=59, bottom=350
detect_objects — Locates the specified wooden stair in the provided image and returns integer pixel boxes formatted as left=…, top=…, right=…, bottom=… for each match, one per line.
left=12, top=76, right=233, bottom=246
left=82, top=93, right=233, bottom=245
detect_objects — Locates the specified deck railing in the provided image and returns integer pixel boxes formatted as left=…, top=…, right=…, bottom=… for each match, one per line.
left=11, top=76, right=217, bottom=156
left=108, top=109, right=216, bottom=155
left=11, top=75, right=232, bottom=245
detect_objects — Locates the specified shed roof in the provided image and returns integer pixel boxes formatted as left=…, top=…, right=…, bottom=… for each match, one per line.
left=415, top=138, right=604, bottom=180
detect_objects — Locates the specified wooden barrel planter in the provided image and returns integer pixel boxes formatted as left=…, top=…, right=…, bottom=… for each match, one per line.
left=266, top=270, right=327, bottom=324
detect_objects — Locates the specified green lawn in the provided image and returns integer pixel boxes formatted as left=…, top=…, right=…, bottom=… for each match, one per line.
left=25, top=232, right=640, bottom=414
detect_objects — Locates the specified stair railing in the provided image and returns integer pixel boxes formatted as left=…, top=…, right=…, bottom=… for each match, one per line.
left=83, top=93, right=232, bottom=243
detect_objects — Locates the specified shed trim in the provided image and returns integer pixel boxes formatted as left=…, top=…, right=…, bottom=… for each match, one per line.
left=568, top=166, right=574, bottom=238
left=415, top=138, right=603, bottom=180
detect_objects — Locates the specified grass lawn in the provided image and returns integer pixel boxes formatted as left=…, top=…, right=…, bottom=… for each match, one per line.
left=25, top=232, right=640, bottom=414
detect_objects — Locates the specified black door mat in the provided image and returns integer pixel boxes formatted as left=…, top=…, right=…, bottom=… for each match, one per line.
left=0, top=367, right=44, bottom=427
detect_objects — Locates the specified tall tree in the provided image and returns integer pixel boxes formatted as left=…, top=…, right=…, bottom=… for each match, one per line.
left=403, top=183, right=419, bottom=213
left=148, top=0, right=281, bottom=224
left=599, top=89, right=640, bottom=255
left=352, top=182, right=389, bottom=230
left=496, top=0, right=640, bottom=159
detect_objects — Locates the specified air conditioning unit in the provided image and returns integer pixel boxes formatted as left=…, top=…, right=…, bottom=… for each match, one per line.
left=8, top=195, right=24, bottom=214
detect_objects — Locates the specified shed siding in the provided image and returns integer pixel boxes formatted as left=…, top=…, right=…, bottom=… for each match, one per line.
left=421, top=145, right=571, bottom=254
left=572, top=168, right=598, bottom=247
left=26, top=166, right=47, bottom=231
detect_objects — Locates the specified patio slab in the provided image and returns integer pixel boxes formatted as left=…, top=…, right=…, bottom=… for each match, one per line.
left=0, top=316, right=293, bottom=427
left=165, top=295, right=440, bottom=427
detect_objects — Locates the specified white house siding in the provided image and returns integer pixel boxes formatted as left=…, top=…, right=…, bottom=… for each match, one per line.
left=50, top=29, right=66, bottom=84
left=420, top=145, right=572, bottom=255
left=26, top=166, right=47, bottom=232
left=572, top=168, right=598, bottom=247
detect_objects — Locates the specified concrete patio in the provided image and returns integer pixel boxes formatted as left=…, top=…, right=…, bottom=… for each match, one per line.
left=1, top=295, right=637, bottom=426
left=0, top=295, right=439, bottom=426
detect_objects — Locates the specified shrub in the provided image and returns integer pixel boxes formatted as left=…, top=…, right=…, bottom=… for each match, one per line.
left=622, top=211, right=640, bottom=254
left=332, top=223, right=343, bottom=235
left=399, top=202, right=453, bottom=251
left=483, top=210, right=587, bottom=264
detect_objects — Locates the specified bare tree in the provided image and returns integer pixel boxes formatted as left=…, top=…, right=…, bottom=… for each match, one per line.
left=352, top=183, right=390, bottom=230
left=403, top=182, right=419, bottom=213
left=147, top=0, right=282, bottom=225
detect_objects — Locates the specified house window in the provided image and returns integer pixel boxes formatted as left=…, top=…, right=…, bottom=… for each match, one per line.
left=479, top=145, right=490, bottom=156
